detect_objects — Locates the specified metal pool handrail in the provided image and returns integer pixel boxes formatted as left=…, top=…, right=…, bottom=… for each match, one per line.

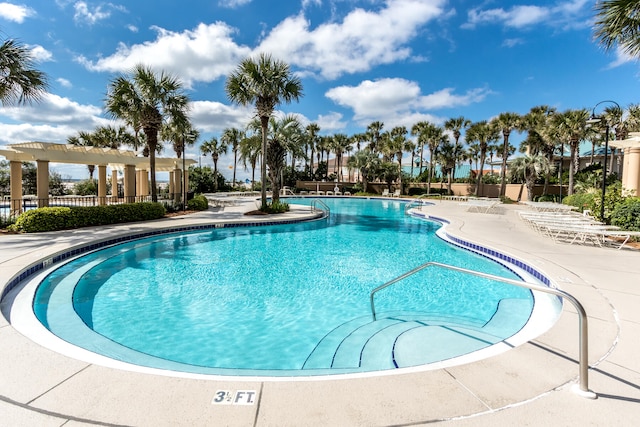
left=369, top=261, right=595, bottom=398
left=311, top=199, right=330, bottom=217
left=403, top=195, right=432, bottom=213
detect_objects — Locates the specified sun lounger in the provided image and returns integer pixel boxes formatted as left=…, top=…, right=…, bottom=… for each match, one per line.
left=462, top=199, right=500, bottom=213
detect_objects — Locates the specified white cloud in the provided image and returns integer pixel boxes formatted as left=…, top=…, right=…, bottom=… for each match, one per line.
left=0, top=93, right=105, bottom=128
left=190, top=100, right=254, bottom=133
left=28, top=45, right=53, bottom=62
left=503, top=38, right=524, bottom=48
left=56, top=78, right=72, bottom=88
left=316, top=112, right=347, bottom=131
left=0, top=2, right=34, bottom=23
left=77, top=23, right=252, bottom=87
left=127, top=24, right=138, bottom=32
left=325, top=78, right=490, bottom=126
left=257, top=0, right=446, bottom=79
left=607, top=46, right=634, bottom=69
left=463, top=1, right=590, bottom=30
left=218, top=0, right=252, bottom=8
left=73, top=1, right=112, bottom=25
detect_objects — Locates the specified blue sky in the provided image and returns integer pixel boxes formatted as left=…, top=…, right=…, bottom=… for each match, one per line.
left=0, top=0, right=638, bottom=181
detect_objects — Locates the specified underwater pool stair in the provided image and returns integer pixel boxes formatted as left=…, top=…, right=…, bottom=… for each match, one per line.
left=302, top=300, right=531, bottom=371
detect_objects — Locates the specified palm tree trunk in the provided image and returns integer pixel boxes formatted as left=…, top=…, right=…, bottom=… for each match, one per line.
left=260, top=116, right=269, bottom=209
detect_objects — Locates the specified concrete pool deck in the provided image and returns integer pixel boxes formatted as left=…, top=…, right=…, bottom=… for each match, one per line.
left=1, top=197, right=639, bottom=426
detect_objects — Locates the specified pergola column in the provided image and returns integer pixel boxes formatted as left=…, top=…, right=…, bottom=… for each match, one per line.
left=173, top=167, right=182, bottom=203
left=184, top=170, right=189, bottom=198
left=621, top=147, right=630, bottom=189
left=135, top=170, right=142, bottom=197
left=141, top=170, right=149, bottom=197
left=124, top=164, right=136, bottom=203
left=36, top=160, right=49, bottom=208
left=98, top=165, right=107, bottom=205
left=10, top=160, right=22, bottom=213
left=111, top=169, right=119, bottom=202
left=169, top=171, right=175, bottom=197
left=625, top=147, right=640, bottom=196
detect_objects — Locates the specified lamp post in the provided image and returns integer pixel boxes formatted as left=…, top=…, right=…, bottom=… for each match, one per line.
left=586, top=100, right=620, bottom=221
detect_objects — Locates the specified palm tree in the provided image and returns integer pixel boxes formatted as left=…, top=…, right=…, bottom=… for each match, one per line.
left=436, top=140, right=457, bottom=195
left=94, top=125, right=137, bottom=150
left=520, top=105, right=558, bottom=193
left=444, top=116, right=471, bottom=182
left=410, top=121, right=429, bottom=175
left=421, top=122, right=444, bottom=193
left=239, top=132, right=262, bottom=188
left=67, top=131, right=97, bottom=179
left=225, top=53, right=303, bottom=209
left=509, top=155, right=553, bottom=201
left=330, top=133, right=352, bottom=181
left=366, top=121, right=384, bottom=152
left=200, top=137, right=228, bottom=175
left=221, top=127, right=244, bottom=186
left=347, top=149, right=380, bottom=193
left=105, top=64, right=190, bottom=202
left=383, top=126, right=409, bottom=193
left=554, top=109, right=590, bottom=195
left=305, top=123, right=320, bottom=175
left=594, top=0, right=640, bottom=58
left=267, top=115, right=304, bottom=201
left=490, top=112, right=521, bottom=197
left=466, top=121, right=500, bottom=196
left=0, top=38, right=48, bottom=105
left=162, top=119, right=199, bottom=159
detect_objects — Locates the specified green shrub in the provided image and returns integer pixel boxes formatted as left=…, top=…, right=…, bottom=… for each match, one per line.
left=9, top=202, right=166, bottom=233
left=187, top=194, right=208, bottom=211
left=611, top=198, right=640, bottom=231
left=562, top=192, right=596, bottom=211
left=263, top=200, right=289, bottom=214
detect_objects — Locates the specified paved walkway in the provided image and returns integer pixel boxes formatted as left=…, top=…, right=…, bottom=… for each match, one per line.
left=1, top=198, right=639, bottom=426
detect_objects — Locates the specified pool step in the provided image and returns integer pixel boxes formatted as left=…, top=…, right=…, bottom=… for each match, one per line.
left=303, top=301, right=529, bottom=371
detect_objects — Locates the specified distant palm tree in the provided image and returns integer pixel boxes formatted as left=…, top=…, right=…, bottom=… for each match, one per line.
left=444, top=116, right=471, bottom=182
left=509, top=155, right=553, bottom=201
left=267, top=115, right=304, bottom=201
left=0, top=38, right=48, bottom=105
left=436, top=140, right=457, bottom=195
left=239, top=132, right=262, bottom=188
left=105, top=64, right=190, bottom=202
left=466, top=121, right=500, bottom=196
left=67, top=131, right=97, bottom=179
left=347, top=149, right=380, bottom=193
left=221, top=127, right=244, bottom=186
left=490, top=112, right=521, bottom=197
left=200, top=137, right=228, bottom=175
left=305, top=123, right=320, bottom=175
left=521, top=105, right=558, bottom=194
left=366, top=121, right=384, bottom=152
left=554, top=109, right=590, bottom=195
left=410, top=121, right=430, bottom=175
left=226, top=53, right=303, bottom=209
left=594, top=0, right=640, bottom=58
left=330, top=133, right=352, bottom=181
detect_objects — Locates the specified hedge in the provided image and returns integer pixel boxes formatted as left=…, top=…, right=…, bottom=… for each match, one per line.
left=10, top=202, right=166, bottom=233
left=187, top=194, right=208, bottom=211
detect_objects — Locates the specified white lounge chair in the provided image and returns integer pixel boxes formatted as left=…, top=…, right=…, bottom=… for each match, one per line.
left=392, top=189, right=401, bottom=197
left=381, top=189, right=390, bottom=197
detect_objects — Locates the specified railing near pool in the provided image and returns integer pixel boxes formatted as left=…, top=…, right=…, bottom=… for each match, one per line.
left=403, top=195, right=433, bottom=213
left=311, top=199, right=330, bottom=218
left=369, top=261, right=595, bottom=399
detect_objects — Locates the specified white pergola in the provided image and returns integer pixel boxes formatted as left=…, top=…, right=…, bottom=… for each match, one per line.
left=0, top=142, right=196, bottom=211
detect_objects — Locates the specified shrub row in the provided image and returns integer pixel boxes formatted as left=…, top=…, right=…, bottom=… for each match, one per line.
left=10, top=202, right=166, bottom=233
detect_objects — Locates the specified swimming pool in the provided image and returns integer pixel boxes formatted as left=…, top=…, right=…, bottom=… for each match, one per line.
left=26, top=198, right=558, bottom=377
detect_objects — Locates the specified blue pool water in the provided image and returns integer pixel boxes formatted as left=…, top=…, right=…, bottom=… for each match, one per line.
left=33, top=198, right=536, bottom=376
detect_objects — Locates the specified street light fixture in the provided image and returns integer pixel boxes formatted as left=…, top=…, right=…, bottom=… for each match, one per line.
left=586, top=100, right=620, bottom=221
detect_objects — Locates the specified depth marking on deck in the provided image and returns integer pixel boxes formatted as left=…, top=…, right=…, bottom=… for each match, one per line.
left=212, top=390, right=258, bottom=405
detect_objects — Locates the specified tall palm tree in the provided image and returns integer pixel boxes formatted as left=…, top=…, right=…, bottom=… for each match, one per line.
left=267, top=115, right=304, bottom=200
left=411, top=121, right=430, bottom=175
left=466, top=121, right=500, bottom=196
left=554, top=109, right=590, bottom=195
left=509, top=155, right=553, bottom=201
left=0, top=38, right=48, bottom=105
left=94, top=125, right=137, bottom=150
left=521, top=105, right=558, bottom=193
left=383, top=126, right=409, bottom=193
left=436, top=140, right=457, bottom=195
left=162, top=119, right=199, bottom=159
left=221, top=127, right=244, bottom=186
left=444, top=116, right=471, bottom=182
left=422, top=122, right=444, bottom=193
left=490, top=112, right=521, bottom=197
left=105, top=64, right=190, bottom=202
left=225, top=53, right=303, bottom=209
left=594, top=0, right=640, bottom=58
